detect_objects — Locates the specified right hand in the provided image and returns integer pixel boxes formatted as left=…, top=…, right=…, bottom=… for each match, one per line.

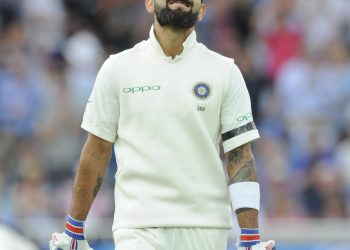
left=49, top=232, right=94, bottom=250
left=237, top=240, right=276, bottom=250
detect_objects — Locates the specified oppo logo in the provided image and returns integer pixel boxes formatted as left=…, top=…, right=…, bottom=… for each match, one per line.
left=237, top=112, right=252, bottom=122
left=123, top=85, right=161, bottom=94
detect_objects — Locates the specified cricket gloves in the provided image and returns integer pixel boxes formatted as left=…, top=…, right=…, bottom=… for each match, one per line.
left=237, top=240, right=276, bottom=250
left=236, top=228, right=276, bottom=250
left=49, top=215, right=93, bottom=250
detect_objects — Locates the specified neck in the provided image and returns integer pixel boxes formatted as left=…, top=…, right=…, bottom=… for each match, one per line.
left=153, top=21, right=194, bottom=59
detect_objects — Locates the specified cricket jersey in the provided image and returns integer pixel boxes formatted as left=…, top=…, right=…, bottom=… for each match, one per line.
left=81, top=26, right=259, bottom=230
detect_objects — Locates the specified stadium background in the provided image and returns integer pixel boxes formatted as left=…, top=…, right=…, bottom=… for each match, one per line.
left=0, top=0, right=350, bottom=249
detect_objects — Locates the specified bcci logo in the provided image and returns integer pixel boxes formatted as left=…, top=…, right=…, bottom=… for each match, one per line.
left=192, top=82, right=211, bottom=100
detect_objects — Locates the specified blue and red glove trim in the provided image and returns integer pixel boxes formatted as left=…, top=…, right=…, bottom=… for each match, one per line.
left=64, top=215, right=85, bottom=240
left=70, top=238, right=78, bottom=250
left=240, top=228, right=261, bottom=248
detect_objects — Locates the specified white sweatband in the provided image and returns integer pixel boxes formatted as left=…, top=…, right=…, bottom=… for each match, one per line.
left=229, top=182, right=260, bottom=211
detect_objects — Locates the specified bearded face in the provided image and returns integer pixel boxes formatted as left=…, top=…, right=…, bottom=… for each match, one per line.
left=154, top=0, right=201, bottom=29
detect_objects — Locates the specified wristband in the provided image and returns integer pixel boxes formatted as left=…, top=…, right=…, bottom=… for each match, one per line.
left=240, top=228, right=261, bottom=247
left=64, top=215, right=86, bottom=240
left=229, top=182, right=260, bottom=211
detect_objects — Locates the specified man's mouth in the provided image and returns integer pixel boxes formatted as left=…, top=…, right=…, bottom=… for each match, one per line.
left=168, top=0, right=193, bottom=8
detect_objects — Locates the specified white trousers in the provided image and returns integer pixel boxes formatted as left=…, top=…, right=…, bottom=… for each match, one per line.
left=113, top=228, right=229, bottom=250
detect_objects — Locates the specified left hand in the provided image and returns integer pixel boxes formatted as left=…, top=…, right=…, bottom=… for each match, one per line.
left=237, top=240, right=276, bottom=250
left=49, top=232, right=94, bottom=250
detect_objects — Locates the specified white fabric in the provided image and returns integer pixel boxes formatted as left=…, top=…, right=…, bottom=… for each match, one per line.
left=113, top=228, right=229, bottom=250
left=229, top=182, right=260, bottom=211
left=220, top=62, right=260, bottom=153
left=0, top=224, right=39, bottom=250
left=82, top=26, right=259, bottom=230
left=237, top=240, right=276, bottom=250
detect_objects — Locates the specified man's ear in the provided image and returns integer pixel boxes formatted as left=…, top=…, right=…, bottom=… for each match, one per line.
left=145, top=0, right=155, bottom=14
left=197, top=3, right=206, bottom=22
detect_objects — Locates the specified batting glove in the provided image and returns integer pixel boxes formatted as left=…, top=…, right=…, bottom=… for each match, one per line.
left=237, top=240, right=276, bottom=250
left=49, top=215, right=93, bottom=250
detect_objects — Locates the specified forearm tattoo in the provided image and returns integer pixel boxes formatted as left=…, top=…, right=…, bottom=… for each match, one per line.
left=227, top=144, right=257, bottom=185
left=93, top=173, right=103, bottom=198
left=228, top=145, right=244, bottom=165
left=229, top=159, right=255, bottom=184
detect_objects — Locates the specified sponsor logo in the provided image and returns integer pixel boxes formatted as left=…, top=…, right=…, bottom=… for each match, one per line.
left=236, top=112, right=252, bottom=122
left=193, top=82, right=211, bottom=100
left=123, top=85, right=161, bottom=94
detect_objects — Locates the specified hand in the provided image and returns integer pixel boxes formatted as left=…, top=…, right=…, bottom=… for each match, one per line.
left=49, top=232, right=94, bottom=250
left=238, top=240, right=276, bottom=250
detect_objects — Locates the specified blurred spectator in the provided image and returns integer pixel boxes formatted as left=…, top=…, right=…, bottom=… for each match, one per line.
left=63, top=30, right=104, bottom=116
left=255, top=0, right=303, bottom=79
left=302, top=161, right=347, bottom=218
left=21, top=0, right=65, bottom=55
left=295, top=0, right=350, bottom=55
left=0, top=22, right=45, bottom=138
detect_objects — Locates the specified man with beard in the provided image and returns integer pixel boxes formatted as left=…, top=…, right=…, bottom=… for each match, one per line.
left=50, top=0, right=276, bottom=249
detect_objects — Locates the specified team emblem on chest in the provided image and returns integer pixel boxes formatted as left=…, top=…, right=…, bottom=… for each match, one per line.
left=192, top=82, right=211, bottom=100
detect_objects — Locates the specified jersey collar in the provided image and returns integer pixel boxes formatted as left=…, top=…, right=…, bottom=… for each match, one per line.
left=149, top=25, right=197, bottom=63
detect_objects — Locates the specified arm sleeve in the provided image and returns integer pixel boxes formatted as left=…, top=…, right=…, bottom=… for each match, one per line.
left=81, top=57, right=119, bottom=143
left=220, top=63, right=259, bottom=153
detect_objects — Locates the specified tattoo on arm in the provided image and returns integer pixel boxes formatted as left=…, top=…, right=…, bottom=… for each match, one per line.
left=228, top=159, right=255, bottom=184
left=227, top=144, right=257, bottom=185
left=93, top=174, right=103, bottom=198
left=227, top=144, right=259, bottom=228
left=228, top=145, right=244, bottom=165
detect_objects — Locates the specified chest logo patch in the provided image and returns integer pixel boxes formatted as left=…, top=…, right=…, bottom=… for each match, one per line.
left=193, top=82, right=211, bottom=100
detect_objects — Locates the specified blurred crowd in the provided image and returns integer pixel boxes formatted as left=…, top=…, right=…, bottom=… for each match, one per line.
left=0, top=0, right=350, bottom=248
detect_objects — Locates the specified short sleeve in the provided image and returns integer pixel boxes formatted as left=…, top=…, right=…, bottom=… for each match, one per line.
left=81, top=57, right=119, bottom=143
left=220, top=64, right=259, bottom=153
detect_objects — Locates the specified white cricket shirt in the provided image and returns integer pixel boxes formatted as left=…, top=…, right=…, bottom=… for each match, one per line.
left=82, top=27, right=259, bottom=230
